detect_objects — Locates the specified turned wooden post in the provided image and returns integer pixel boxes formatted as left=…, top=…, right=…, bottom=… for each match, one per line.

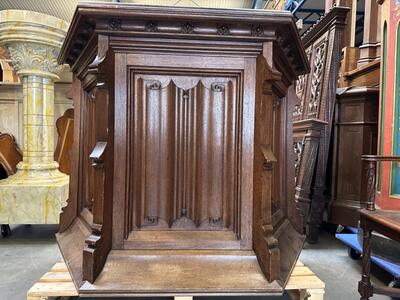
left=358, top=226, right=373, bottom=300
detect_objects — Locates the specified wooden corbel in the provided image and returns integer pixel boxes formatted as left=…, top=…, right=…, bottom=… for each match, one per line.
left=261, top=144, right=277, bottom=171
left=89, top=141, right=107, bottom=168
left=83, top=142, right=109, bottom=282
left=260, top=144, right=280, bottom=280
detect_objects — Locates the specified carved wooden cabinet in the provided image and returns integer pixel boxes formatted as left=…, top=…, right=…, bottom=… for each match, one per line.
left=329, top=87, right=378, bottom=227
left=57, top=3, right=309, bottom=296
left=292, top=6, right=349, bottom=242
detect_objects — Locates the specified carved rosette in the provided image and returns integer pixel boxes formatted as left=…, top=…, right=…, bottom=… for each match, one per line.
left=7, top=43, right=64, bottom=79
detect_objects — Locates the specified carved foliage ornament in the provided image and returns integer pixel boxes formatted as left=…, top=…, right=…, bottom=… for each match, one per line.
left=293, top=139, right=304, bottom=180
left=7, top=43, right=64, bottom=76
left=181, top=23, right=195, bottom=34
left=293, top=74, right=306, bottom=118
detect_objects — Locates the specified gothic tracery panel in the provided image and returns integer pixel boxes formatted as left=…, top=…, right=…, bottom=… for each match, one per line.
left=307, top=38, right=328, bottom=118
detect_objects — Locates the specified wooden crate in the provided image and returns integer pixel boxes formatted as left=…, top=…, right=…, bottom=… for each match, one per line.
left=27, top=261, right=325, bottom=300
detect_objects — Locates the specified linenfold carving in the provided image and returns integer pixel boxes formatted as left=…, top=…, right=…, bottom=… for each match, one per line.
left=133, top=74, right=238, bottom=231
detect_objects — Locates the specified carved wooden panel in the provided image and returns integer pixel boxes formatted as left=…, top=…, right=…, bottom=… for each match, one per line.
left=81, top=89, right=96, bottom=212
left=130, top=73, right=240, bottom=233
left=307, top=37, right=328, bottom=119
left=294, top=48, right=312, bottom=121
left=54, top=108, right=74, bottom=175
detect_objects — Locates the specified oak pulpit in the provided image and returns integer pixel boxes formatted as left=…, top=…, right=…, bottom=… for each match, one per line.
left=57, top=3, right=309, bottom=296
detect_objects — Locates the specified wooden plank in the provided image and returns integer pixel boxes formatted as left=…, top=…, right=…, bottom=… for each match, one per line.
left=308, top=288, right=325, bottom=300
left=50, top=262, right=68, bottom=272
left=40, top=271, right=74, bottom=282
left=290, top=266, right=315, bottom=276
left=27, top=282, right=77, bottom=297
left=27, top=296, right=41, bottom=300
left=27, top=260, right=324, bottom=300
left=286, top=275, right=325, bottom=290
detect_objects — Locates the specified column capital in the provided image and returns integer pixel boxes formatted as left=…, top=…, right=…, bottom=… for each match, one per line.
left=0, top=10, right=69, bottom=80
left=7, top=43, right=64, bottom=80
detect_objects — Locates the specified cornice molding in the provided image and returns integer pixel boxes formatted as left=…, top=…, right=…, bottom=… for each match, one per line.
left=301, top=6, right=351, bottom=48
left=59, top=3, right=310, bottom=77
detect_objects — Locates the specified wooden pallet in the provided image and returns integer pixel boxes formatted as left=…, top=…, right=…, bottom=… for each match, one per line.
left=27, top=260, right=324, bottom=300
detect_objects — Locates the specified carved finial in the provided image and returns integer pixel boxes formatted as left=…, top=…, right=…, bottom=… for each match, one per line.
left=182, top=90, right=189, bottom=100
left=181, top=208, right=187, bottom=216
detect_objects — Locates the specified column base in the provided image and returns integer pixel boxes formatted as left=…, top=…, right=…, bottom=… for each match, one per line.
left=0, top=165, right=69, bottom=224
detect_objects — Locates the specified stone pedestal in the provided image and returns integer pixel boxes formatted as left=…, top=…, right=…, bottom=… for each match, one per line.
left=0, top=10, right=69, bottom=224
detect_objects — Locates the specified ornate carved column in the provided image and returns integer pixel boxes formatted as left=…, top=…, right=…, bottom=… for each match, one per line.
left=0, top=10, right=69, bottom=224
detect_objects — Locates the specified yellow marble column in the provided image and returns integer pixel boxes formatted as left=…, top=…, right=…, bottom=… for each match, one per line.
left=0, top=10, right=69, bottom=224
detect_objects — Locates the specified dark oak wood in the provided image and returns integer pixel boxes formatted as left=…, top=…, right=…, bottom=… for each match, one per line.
left=56, top=3, right=309, bottom=296
left=291, top=6, right=349, bottom=242
left=329, top=87, right=378, bottom=227
left=0, top=132, right=22, bottom=179
left=55, top=109, right=74, bottom=175
left=328, top=0, right=381, bottom=226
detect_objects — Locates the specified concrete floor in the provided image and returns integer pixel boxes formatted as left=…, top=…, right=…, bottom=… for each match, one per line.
left=0, top=225, right=393, bottom=300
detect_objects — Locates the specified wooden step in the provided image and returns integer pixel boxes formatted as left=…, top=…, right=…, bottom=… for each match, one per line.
left=27, top=258, right=325, bottom=300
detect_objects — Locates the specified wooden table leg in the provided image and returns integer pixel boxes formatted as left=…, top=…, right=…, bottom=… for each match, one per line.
left=358, top=227, right=373, bottom=300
